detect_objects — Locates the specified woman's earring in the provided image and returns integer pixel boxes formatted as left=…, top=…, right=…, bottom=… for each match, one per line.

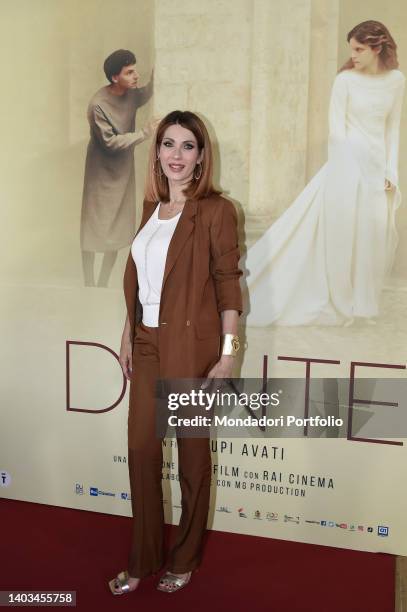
left=153, top=156, right=164, bottom=178
left=194, top=163, right=203, bottom=180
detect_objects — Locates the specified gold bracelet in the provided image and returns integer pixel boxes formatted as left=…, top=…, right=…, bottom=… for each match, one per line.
left=221, top=334, right=240, bottom=356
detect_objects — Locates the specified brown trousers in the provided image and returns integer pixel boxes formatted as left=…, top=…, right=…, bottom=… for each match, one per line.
left=127, top=322, right=212, bottom=578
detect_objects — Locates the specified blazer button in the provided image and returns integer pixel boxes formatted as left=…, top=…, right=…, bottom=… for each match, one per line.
left=186, top=320, right=191, bottom=326
left=161, top=321, right=167, bottom=326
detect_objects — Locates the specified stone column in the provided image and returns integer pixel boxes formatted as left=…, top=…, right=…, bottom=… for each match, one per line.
left=247, top=0, right=311, bottom=220
left=306, top=0, right=340, bottom=180
left=154, top=0, right=253, bottom=208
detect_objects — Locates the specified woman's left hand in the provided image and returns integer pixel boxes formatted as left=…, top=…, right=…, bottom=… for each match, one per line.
left=201, top=355, right=235, bottom=390
left=385, top=179, right=395, bottom=191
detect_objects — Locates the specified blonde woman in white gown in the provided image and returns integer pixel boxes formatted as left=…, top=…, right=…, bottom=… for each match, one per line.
left=244, top=21, right=405, bottom=326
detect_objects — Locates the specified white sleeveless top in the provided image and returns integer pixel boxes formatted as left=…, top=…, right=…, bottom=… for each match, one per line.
left=131, top=204, right=182, bottom=327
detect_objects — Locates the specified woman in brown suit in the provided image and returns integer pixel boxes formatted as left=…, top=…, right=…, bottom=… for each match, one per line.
left=109, top=111, right=243, bottom=595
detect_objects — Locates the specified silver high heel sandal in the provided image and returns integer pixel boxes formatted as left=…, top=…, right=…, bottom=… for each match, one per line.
left=157, top=571, right=192, bottom=593
left=108, top=570, right=139, bottom=595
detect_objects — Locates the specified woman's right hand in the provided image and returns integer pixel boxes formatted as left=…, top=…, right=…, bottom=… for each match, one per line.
left=119, top=335, right=133, bottom=381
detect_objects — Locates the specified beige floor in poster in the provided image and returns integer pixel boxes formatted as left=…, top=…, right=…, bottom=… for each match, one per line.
left=240, top=282, right=407, bottom=380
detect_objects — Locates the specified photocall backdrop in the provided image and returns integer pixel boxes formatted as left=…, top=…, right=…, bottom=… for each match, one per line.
left=1, top=0, right=407, bottom=556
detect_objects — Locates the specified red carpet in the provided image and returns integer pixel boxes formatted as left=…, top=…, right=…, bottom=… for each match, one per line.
left=0, top=498, right=394, bottom=611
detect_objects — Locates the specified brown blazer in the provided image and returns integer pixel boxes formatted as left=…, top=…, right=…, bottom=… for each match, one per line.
left=123, top=194, right=243, bottom=379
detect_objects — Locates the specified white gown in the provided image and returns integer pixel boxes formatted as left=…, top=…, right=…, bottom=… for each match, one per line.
left=244, top=69, right=405, bottom=326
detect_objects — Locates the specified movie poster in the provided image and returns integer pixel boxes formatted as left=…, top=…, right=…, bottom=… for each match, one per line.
left=1, top=0, right=406, bottom=555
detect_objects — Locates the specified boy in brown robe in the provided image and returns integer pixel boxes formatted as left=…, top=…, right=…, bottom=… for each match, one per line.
left=80, top=49, right=156, bottom=287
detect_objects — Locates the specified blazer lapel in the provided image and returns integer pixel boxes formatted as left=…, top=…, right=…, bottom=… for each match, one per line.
left=131, top=200, right=157, bottom=286
left=162, top=198, right=198, bottom=291
left=126, top=199, right=156, bottom=302
left=137, top=200, right=157, bottom=237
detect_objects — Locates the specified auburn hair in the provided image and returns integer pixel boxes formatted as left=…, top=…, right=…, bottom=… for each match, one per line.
left=144, top=110, right=221, bottom=202
left=339, top=20, right=398, bottom=72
